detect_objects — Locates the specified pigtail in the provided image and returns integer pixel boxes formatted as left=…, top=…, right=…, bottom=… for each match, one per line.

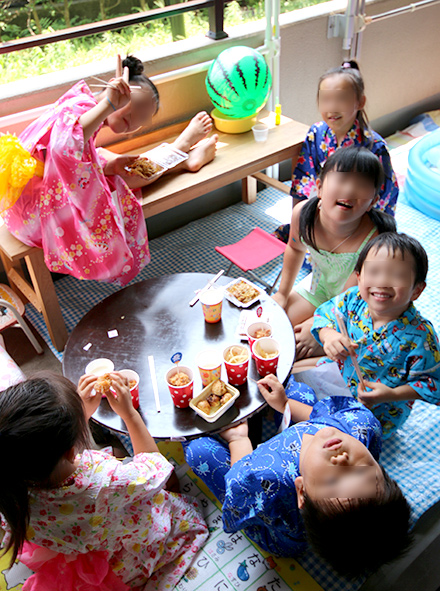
left=299, top=197, right=320, bottom=251
left=341, top=60, right=372, bottom=147
left=368, top=209, right=397, bottom=234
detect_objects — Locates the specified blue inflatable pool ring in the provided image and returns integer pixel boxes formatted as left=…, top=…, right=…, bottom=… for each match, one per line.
left=404, top=128, right=440, bottom=221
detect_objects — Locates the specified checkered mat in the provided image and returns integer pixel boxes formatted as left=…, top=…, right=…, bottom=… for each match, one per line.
left=21, top=179, right=440, bottom=591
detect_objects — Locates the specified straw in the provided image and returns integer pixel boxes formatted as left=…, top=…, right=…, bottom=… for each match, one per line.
left=335, top=312, right=365, bottom=388
left=148, top=355, right=161, bottom=412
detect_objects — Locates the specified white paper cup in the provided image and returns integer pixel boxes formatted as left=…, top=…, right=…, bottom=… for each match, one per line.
left=85, top=358, right=114, bottom=376
left=252, top=124, right=269, bottom=142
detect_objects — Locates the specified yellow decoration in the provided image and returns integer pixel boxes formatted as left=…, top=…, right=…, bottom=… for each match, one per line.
left=59, top=504, right=74, bottom=515
left=0, top=134, right=44, bottom=214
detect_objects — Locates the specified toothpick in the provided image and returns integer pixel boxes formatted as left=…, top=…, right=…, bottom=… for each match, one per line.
left=335, top=312, right=365, bottom=388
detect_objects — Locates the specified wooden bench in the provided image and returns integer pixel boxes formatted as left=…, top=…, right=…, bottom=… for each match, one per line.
left=0, top=111, right=308, bottom=351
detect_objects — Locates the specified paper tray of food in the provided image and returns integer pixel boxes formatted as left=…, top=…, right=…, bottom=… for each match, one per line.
left=190, top=379, right=240, bottom=423
left=224, top=277, right=262, bottom=308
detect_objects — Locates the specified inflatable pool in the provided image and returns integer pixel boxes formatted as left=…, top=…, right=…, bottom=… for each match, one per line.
left=404, top=128, right=440, bottom=221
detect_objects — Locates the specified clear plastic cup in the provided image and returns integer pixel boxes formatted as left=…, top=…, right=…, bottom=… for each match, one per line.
left=200, top=289, right=223, bottom=323
left=252, top=337, right=280, bottom=377
left=252, top=123, right=269, bottom=143
left=223, top=344, right=249, bottom=386
left=196, top=349, right=222, bottom=387
left=166, top=366, right=194, bottom=408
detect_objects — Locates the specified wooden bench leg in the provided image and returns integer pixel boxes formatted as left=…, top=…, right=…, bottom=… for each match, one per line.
left=24, top=251, right=68, bottom=352
left=242, top=176, right=257, bottom=204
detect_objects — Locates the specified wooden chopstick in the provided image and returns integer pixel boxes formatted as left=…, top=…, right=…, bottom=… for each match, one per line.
left=148, top=355, right=161, bottom=413
left=335, top=312, right=366, bottom=388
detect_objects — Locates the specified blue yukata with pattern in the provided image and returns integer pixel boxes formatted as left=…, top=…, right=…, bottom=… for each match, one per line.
left=184, top=394, right=382, bottom=557
left=291, top=119, right=399, bottom=216
left=311, top=286, right=440, bottom=438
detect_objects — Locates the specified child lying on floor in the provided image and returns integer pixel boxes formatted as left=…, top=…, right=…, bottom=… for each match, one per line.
left=184, top=384, right=411, bottom=579
left=311, top=232, right=440, bottom=438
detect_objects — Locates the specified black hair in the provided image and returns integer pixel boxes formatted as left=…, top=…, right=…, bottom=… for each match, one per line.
left=299, top=146, right=396, bottom=251
left=318, top=60, right=372, bottom=146
left=122, top=54, right=160, bottom=115
left=355, top=231, right=428, bottom=286
left=0, top=373, right=90, bottom=565
left=301, top=466, right=412, bottom=579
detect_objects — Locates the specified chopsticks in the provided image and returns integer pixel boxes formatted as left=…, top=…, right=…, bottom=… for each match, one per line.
left=148, top=355, right=161, bottom=413
left=189, top=270, right=225, bottom=307
left=89, top=75, right=142, bottom=90
left=335, top=312, right=365, bottom=388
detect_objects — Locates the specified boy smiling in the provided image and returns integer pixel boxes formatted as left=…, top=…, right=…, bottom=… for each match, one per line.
left=312, top=232, right=440, bottom=437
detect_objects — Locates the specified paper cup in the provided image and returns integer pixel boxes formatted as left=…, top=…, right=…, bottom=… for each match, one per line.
left=117, top=369, right=140, bottom=410
left=252, top=337, right=280, bottom=377
left=166, top=366, right=194, bottom=408
left=200, top=289, right=223, bottom=323
left=85, top=358, right=114, bottom=376
left=252, top=123, right=269, bottom=142
left=223, top=345, right=249, bottom=386
left=247, top=322, right=273, bottom=359
left=196, top=349, right=222, bottom=387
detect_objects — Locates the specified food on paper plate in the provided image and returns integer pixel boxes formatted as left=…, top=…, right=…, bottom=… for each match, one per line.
left=168, top=372, right=191, bottom=387
left=94, top=373, right=112, bottom=394
left=227, top=280, right=259, bottom=303
left=126, top=157, right=162, bottom=179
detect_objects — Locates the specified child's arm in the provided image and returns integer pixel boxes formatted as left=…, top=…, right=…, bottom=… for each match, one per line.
left=358, top=382, right=420, bottom=409
left=220, top=422, right=253, bottom=466
left=272, top=204, right=307, bottom=308
left=106, top=373, right=160, bottom=455
left=257, top=374, right=313, bottom=422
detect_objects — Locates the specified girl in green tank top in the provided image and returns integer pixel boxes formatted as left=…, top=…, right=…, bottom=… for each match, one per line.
left=273, top=146, right=396, bottom=359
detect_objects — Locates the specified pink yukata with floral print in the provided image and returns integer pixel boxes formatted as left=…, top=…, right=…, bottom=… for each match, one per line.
left=1, top=450, right=208, bottom=590
left=2, top=82, right=150, bottom=285
left=291, top=119, right=399, bottom=216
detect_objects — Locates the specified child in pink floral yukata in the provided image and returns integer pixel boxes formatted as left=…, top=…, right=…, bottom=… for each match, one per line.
left=0, top=372, right=208, bottom=590
left=1, top=54, right=217, bottom=285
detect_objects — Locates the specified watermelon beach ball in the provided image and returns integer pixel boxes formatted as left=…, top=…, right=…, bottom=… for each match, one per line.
left=206, top=46, right=272, bottom=119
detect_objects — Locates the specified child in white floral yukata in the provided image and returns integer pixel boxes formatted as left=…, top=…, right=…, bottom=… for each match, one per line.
left=0, top=372, right=208, bottom=591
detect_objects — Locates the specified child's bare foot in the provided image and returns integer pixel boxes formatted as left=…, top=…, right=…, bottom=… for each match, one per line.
left=184, top=135, right=218, bottom=172
left=173, top=112, right=213, bottom=153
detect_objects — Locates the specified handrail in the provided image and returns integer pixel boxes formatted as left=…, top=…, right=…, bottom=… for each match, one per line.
left=0, top=0, right=228, bottom=55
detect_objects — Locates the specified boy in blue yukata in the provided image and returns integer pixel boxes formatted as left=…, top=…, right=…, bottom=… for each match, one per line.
left=310, top=232, right=440, bottom=438
left=184, top=386, right=411, bottom=579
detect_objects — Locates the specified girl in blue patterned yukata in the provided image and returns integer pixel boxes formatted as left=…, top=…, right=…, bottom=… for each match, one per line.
left=291, top=61, right=398, bottom=215
left=273, top=146, right=395, bottom=358
left=311, top=232, right=440, bottom=438
left=185, top=384, right=411, bottom=578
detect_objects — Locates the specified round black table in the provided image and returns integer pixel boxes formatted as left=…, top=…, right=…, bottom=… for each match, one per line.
left=63, top=273, right=295, bottom=439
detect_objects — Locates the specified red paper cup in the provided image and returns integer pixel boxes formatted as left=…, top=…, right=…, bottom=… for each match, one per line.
left=246, top=322, right=272, bottom=359
left=117, top=369, right=140, bottom=410
left=166, top=366, right=194, bottom=408
left=252, top=337, right=280, bottom=377
left=200, top=289, right=223, bottom=323
left=223, top=345, right=249, bottom=386
left=196, top=350, right=222, bottom=387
